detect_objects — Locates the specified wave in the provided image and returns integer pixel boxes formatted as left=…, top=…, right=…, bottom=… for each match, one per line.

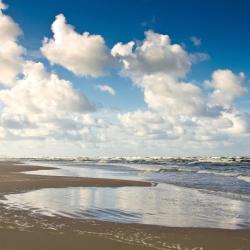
left=197, top=170, right=250, bottom=182
left=17, top=156, right=250, bottom=166
left=104, top=162, right=199, bottom=174
left=197, top=170, right=240, bottom=177
left=237, top=175, right=250, bottom=183
left=156, top=168, right=197, bottom=173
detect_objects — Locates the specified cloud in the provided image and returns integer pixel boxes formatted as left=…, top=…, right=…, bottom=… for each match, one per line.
left=222, top=111, right=250, bottom=135
left=41, top=14, right=111, bottom=77
left=0, top=61, right=95, bottom=115
left=112, top=31, right=209, bottom=117
left=114, top=30, right=250, bottom=145
left=0, top=1, right=7, bottom=10
left=111, top=41, right=135, bottom=57
left=193, top=109, right=250, bottom=140
left=0, top=58, right=100, bottom=143
left=206, top=69, right=247, bottom=107
left=0, top=5, right=101, bottom=144
left=97, top=84, right=116, bottom=95
left=0, top=113, right=36, bottom=130
left=190, top=52, right=210, bottom=63
left=112, top=30, right=191, bottom=81
left=0, top=2, right=25, bottom=86
left=118, top=110, right=183, bottom=139
left=142, top=73, right=206, bottom=116
left=190, top=36, right=201, bottom=47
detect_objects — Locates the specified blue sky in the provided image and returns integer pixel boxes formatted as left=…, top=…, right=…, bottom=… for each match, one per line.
left=0, top=0, right=249, bottom=156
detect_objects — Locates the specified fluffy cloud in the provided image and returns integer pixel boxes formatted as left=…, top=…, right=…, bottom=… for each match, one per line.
left=221, top=111, right=250, bottom=135
left=0, top=61, right=95, bottom=115
left=118, top=110, right=183, bottom=139
left=0, top=2, right=25, bottom=86
left=112, top=31, right=209, bottom=117
left=0, top=113, right=35, bottom=130
left=142, top=73, right=206, bottom=116
left=41, top=14, right=111, bottom=77
left=112, top=30, right=191, bottom=81
left=0, top=60, right=98, bottom=142
left=97, top=84, right=116, bottom=95
left=206, top=69, right=247, bottom=107
left=184, top=109, right=250, bottom=145
left=111, top=41, right=135, bottom=57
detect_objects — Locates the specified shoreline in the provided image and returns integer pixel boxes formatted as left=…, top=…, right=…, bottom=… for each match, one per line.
left=0, top=161, right=249, bottom=250
left=0, top=161, right=151, bottom=197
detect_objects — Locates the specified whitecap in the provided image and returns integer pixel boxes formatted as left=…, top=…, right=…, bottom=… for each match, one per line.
left=237, top=175, right=250, bottom=183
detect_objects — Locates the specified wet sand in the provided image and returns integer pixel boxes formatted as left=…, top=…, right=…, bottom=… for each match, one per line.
left=0, top=161, right=151, bottom=196
left=0, top=161, right=249, bottom=250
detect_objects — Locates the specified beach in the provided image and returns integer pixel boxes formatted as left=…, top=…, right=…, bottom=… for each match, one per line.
left=0, top=0, right=249, bottom=248
left=0, top=160, right=249, bottom=250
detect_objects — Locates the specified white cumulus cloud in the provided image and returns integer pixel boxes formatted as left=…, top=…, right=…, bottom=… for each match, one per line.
left=0, top=2, right=25, bottom=86
left=41, top=14, right=111, bottom=77
left=206, top=69, right=247, bottom=107
left=0, top=61, right=99, bottom=142
left=142, top=73, right=206, bottom=116
left=111, top=41, right=135, bottom=57
left=113, top=31, right=208, bottom=117
left=112, top=30, right=191, bottom=81
left=118, top=110, right=183, bottom=139
left=0, top=61, right=95, bottom=115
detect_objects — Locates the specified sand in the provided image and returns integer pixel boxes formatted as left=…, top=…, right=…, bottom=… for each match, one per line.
left=0, top=161, right=249, bottom=250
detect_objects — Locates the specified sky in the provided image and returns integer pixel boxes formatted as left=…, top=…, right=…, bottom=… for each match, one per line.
left=0, top=0, right=250, bottom=157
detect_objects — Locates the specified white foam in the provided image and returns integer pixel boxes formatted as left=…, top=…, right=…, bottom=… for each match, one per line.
left=197, top=170, right=239, bottom=177
left=237, top=175, right=250, bottom=183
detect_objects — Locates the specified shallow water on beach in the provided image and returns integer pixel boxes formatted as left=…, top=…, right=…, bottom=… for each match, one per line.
left=2, top=183, right=250, bottom=229
left=2, top=157, right=250, bottom=229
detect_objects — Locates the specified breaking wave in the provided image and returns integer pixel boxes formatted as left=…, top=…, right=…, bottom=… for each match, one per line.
left=237, top=175, right=250, bottom=183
